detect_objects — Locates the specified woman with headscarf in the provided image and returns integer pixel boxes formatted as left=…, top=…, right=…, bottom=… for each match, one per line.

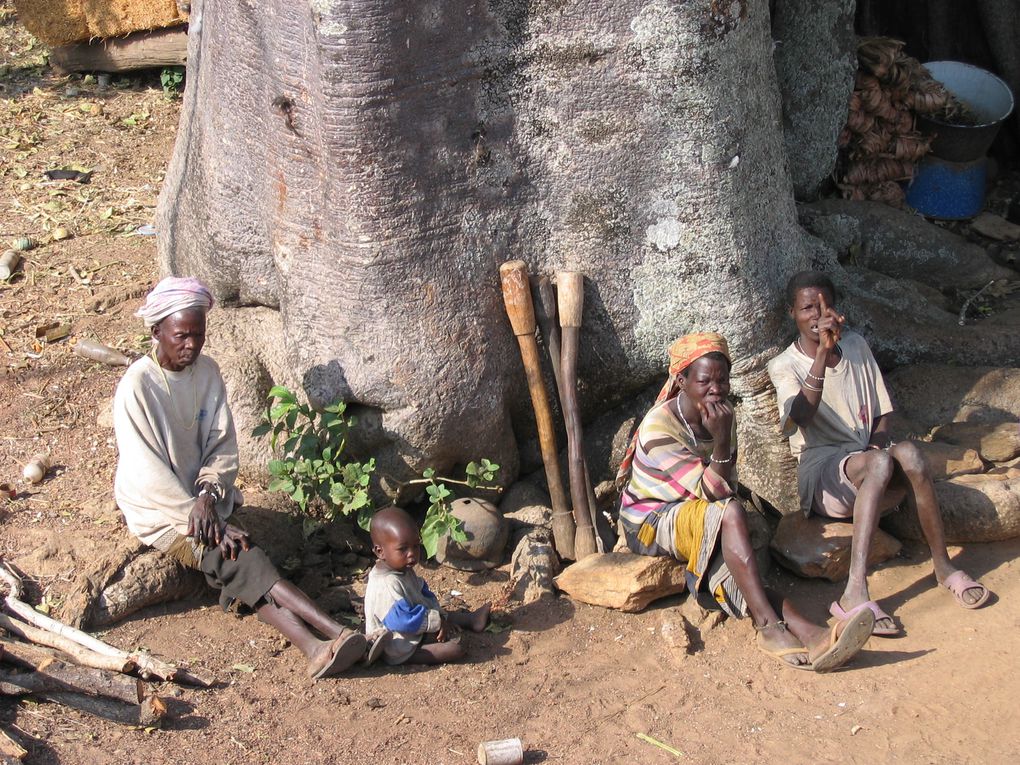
left=617, top=333, right=874, bottom=672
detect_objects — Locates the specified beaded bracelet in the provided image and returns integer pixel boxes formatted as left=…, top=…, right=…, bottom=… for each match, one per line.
left=806, top=371, right=825, bottom=381
left=710, top=454, right=733, bottom=464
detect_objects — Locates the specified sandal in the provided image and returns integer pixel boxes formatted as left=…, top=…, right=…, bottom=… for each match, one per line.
left=810, top=608, right=875, bottom=674
left=755, top=622, right=812, bottom=671
left=939, top=570, right=991, bottom=610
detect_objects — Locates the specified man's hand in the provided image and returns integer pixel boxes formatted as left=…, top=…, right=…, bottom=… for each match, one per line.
left=699, top=400, right=733, bottom=445
left=817, top=292, right=845, bottom=353
left=187, top=494, right=221, bottom=547
left=218, top=523, right=251, bottom=561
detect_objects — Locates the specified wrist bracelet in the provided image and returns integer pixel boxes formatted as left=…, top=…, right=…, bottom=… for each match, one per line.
left=806, top=371, right=825, bottom=381
left=710, top=454, right=733, bottom=464
left=803, top=381, right=823, bottom=392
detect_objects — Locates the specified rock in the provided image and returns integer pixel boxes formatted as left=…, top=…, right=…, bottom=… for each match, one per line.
left=802, top=200, right=1014, bottom=290
left=554, top=552, right=686, bottom=612
left=885, top=365, right=1020, bottom=435
left=772, top=0, right=857, bottom=200
left=770, top=513, right=901, bottom=581
left=882, top=477, right=1020, bottom=543
left=914, top=440, right=986, bottom=480
left=509, top=528, right=559, bottom=604
left=97, top=397, right=115, bottom=429
left=436, top=497, right=509, bottom=571
left=317, top=585, right=353, bottom=614
left=659, top=616, right=691, bottom=657
left=680, top=594, right=709, bottom=626
left=971, top=212, right=1020, bottom=242
left=498, top=481, right=552, bottom=529
left=700, top=610, right=726, bottom=632
left=322, top=520, right=367, bottom=554
left=931, top=421, right=1020, bottom=464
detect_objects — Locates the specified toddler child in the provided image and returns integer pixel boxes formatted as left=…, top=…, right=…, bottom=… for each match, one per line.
left=364, top=506, right=490, bottom=665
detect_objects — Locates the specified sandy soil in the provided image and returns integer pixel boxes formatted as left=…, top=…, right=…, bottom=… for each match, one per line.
left=1, top=5, right=1019, bottom=764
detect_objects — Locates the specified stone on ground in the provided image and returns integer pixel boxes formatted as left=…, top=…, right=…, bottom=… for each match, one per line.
left=554, top=552, right=686, bottom=612
left=931, top=421, right=1020, bottom=464
left=801, top=200, right=1013, bottom=290
left=882, top=477, right=1020, bottom=543
left=971, top=212, right=1020, bottom=242
left=885, top=365, right=1020, bottom=434
left=770, top=512, right=901, bottom=581
left=914, top=440, right=985, bottom=480
left=509, top=528, right=559, bottom=604
left=772, top=0, right=857, bottom=200
left=659, top=616, right=692, bottom=661
left=499, top=480, right=552, bottom=529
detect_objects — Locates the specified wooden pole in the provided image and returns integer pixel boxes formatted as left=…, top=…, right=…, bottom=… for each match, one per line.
left=0, top=615, right=134, bottom=674
left=534, top=278, right=603, bottom=554
left=555, top=272, right=598, bottom=559
left=0, top=639, right=145, bottom=704
left=499, top=261, right=576, bottom=560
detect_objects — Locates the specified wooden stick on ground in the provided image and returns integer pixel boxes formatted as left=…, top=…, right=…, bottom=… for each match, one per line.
left=0, top=727, right=26, bottom=763
left=0, top=639, right=145, bottom=704
left=0, top=615, right=134, bottom=674
left=0, top=561, right=210, bottom=686
left=29, top=692, right=166, bottom=727
left=500, top=261, right=576, bottom=560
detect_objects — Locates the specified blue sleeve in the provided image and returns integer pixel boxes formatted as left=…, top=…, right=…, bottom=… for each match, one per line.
left=421, top=581, right=438, bottom=603
left=382, top=599, right=427, bottom=633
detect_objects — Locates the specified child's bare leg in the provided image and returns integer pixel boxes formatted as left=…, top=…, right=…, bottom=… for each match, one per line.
left=448, top=603, right=491, bottom=632
left=407, top=641, right=466, bottom=664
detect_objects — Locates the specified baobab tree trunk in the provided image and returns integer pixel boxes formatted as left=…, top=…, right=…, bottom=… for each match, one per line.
left=157, top=0, right=816, bottom=514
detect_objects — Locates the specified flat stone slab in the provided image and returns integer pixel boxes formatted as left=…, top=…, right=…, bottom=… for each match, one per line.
left=931, top=421, right=1020, bottom=464
left=771, top=512, right=901, bottom=582
left=914, top=440, right=985, bottom=480
left=885, top=365, right=1020, bottom=435
left=554, top=552, right=686, bottom=613
left=882, top=477, right=1020, bottom=543
left=971, top=212, right=1020, bottom=242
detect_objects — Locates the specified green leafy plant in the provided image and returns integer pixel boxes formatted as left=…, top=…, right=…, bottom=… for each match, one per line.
left=252, top=386, right=375, bottom=522
left=411, top=459, right=500, bottom=558
left=160, top=66, right=185, bottom=99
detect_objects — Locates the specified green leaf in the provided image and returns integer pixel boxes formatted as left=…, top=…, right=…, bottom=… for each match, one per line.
left=269, top=402, right=294, bottom=421
left=267, top=459, right=289, bottom=476
left=268, top=385, right=296, bottom=403
left=357, top=505, right=376, bottom=532
left=291, top=484, right=305, bottom=507
left=267, top=477, right=294, bottom=494
left=465, top=462, right=479, bottom=476
left=422, top=467, right=435, bottom=479
left=251, top=423, right=272, bottom=438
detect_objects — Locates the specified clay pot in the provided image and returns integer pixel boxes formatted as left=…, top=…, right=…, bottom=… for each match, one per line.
left=436, top=497, right=509, bottom=571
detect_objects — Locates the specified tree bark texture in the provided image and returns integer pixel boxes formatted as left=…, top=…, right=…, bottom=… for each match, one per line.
left=157, top=0, right=825, bottom=514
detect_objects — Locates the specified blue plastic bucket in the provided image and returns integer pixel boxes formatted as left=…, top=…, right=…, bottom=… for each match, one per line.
left=905, top=155, right=987, bottom=220
left=918, top=61, right=1014, bottom=162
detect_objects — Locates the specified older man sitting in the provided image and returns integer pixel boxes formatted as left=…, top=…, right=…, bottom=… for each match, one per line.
left=114, top=276, right=374, bottom=679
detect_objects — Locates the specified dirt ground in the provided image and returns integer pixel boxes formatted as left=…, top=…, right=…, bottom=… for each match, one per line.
left=1, top=5, right=1019, bottom=764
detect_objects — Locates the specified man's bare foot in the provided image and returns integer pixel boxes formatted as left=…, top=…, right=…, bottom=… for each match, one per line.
left=469, top=603, right=491, bottom=633
left=755, top=621, right=810, bottom=667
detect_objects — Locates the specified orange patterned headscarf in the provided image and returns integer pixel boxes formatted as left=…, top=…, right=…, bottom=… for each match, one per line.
left=615, top=332, right=730, bottom=488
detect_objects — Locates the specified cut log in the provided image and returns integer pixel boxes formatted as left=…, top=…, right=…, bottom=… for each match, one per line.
left=0, top=615, right=134, bottom=674
left=0, top=726, right=25, bottom=762
left=0, top=640, right=144, bottom=704
left=31, top=691, right=167, bottom=727
left=49, top=27, right=188, bottom=75
left=59, top=537, right=204, bottom=630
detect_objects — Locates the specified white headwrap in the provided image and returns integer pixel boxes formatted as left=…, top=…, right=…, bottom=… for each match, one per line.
left=135, top=276, right=215, bottom=328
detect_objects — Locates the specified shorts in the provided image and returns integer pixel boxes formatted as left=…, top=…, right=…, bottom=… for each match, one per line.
left=163, top=521, right=281, bottom=610
left=811, top=451, right=862, bottom=519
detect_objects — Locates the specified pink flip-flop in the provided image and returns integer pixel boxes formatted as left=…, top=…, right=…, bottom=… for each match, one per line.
left=940, top=570, right=991, bottom=610
left=829, top=599, right=900, bottom=637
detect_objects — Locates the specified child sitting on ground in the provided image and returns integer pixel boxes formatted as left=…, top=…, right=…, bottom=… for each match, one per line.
left=364, top=506, right=491, bottom=665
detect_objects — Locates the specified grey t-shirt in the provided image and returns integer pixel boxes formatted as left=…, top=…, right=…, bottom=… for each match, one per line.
left=768, top=331, right=893, bottom=513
